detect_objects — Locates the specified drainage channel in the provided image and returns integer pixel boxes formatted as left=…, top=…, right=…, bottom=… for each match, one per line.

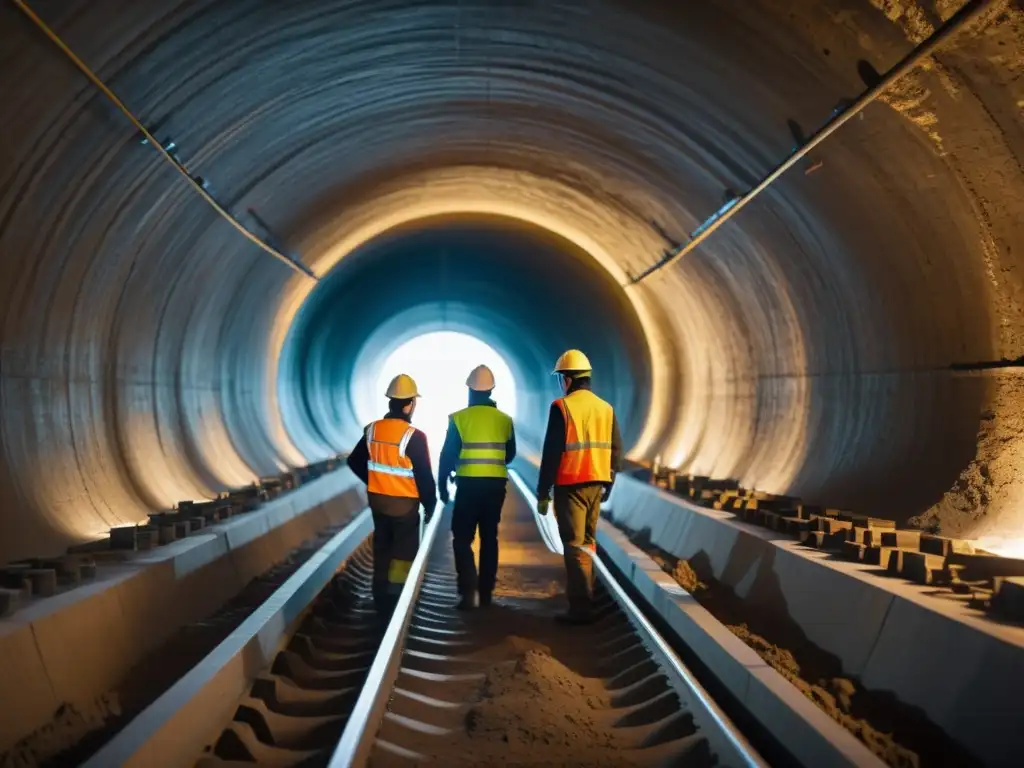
left=80, top=510, right=377, bottom=768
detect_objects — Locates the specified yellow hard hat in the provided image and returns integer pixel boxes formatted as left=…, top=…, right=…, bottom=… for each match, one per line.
left=385, top=373, right=420, bottom=399
left=466, top=365, right=496, bottom=392
left=553, top=349, right=592, bottom=375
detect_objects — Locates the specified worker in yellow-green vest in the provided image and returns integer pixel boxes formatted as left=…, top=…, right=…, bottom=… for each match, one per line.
left=537, top=350, right=622, bottom=624
left=438, top=365, right=516, bottom=610
left=347, top=374, right=437, bottom=615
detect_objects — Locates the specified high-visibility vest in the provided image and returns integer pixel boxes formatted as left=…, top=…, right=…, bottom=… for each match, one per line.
left=555, top=389, right=614, bottom=485
left=451, top=406, right=513, bottom=478
left=366, top=418, right=419, bottom=498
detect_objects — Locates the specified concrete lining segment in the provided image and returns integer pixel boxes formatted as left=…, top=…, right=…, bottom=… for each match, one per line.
left=605, top=476, right=1024, bottom=766
left=597, top=521, right=883, bottom=768
left=0, top=469, right=367, bottom=752
left=82, top=509, right=373, bottom=768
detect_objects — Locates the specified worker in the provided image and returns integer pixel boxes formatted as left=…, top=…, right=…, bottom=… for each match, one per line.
left=346, top=374, right=436, bottom=615
left=438, top=364, right=516, bottom=610
left=536, top=349, right=622, bottom=624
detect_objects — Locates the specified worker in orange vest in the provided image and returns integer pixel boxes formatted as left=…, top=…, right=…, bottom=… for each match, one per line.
left=536, top=350, right=622, bottom=624
left=347, top=374, right=437, bottom=614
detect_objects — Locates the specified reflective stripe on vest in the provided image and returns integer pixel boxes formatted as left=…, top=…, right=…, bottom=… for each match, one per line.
left=555, top=390, right=613, bottom=485
left=451, top=405, right=513, bottom=478
left=366, top=418, right=419, bottom=498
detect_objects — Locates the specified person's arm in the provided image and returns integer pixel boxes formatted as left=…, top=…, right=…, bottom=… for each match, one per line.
left=536, top=403, right=565, bottom=501
left=605, top=412, right=624, bottom=499
left=437, top=418, right=461, bottom=502
left=505, top=421, right=517, bottom=465
left=346, top=431, right=370, bottom=485
left=406, top=430, right=437, bottom=515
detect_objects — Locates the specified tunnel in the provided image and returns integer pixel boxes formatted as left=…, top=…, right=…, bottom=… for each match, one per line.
left=2, top=0, right=1024, bottom=569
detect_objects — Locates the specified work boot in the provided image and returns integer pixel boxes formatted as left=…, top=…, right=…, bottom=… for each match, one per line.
left=455, top=594, right=476, bottom=611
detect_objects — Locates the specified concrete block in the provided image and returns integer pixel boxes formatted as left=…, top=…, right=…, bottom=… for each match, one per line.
left=901, top=552, right=945, bottom=585
left=879, top=531, right=921, bottom=549
left=745, top=666, right=881, bottom=768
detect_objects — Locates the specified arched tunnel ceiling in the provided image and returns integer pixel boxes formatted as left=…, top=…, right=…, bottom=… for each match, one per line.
left=1, top=0, right=1023, bottom=563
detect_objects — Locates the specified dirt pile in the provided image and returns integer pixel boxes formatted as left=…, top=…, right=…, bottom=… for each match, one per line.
left=726, top=624, right=920, bottom=768
left=427, top=647, right=638, bottom=767
left=909, top=375, right=1024, bottom=540
left=0, top=696, right=120, bottom=768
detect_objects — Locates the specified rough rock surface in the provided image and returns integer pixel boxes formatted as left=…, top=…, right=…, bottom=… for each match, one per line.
left=909, top=372, right=1024, bottom=542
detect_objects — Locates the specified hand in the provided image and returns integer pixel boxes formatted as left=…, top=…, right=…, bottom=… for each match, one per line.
left=537, top=498, right=550, bottom=516
left=423, top=507, right=434, bottom=523
left=439, top=490, right=450, bottom=505
left=602, top=485, right=612, bottom=503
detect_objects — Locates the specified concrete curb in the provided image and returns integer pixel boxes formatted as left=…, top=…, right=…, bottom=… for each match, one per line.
left=597, top=521, right=885, bottom=768
left=82, top=510, right=373, bottom=768
left=0, top=469, right=367, bottom=751
left=605, top=476, right=1023, bottom=765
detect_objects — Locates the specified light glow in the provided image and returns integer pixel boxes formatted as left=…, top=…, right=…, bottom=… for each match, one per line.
left=365, top=331, right=518, bottom=461
left=974, top=536, right=1024, bottom=560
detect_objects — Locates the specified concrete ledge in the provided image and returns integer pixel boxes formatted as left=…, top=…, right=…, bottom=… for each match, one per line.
left=597, top=521, right=884, bottom=768
left=0, top=469, right=367, bottom=751
left=82, top=510, right=374, bottom=768
left=606, top=476, right=1024, bottom=766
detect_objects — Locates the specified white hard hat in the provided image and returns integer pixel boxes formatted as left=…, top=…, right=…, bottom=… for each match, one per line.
left=553, top=349, right=592, bottom=375
left=385, top=373, right=420, bottom=399
left=466, top=365, right=496, bottom=392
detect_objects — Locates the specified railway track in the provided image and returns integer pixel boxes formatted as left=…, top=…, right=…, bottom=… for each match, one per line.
left=86, top=474, right=765, bottom=768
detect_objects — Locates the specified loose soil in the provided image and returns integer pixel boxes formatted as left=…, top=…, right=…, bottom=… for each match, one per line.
left=627, top=528, right=982, bottom=768
left=909, top=374, right=1024, bottom=541
left=439, top=645, right=639, bottom=767
left=0, top=521, right=353, bottom=768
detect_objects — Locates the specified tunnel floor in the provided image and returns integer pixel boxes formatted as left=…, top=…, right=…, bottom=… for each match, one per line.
left=369, top=490, right=708, bottom=766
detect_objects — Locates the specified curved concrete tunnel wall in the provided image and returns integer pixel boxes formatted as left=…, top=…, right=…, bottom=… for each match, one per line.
left=1, top=0, right=1023, bottom=564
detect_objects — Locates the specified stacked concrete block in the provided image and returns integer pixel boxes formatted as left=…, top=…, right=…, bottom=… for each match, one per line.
left=626, top=465, right=1024, bottom=626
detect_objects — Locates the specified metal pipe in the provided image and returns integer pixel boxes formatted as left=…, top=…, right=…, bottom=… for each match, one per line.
left=628, top=0, right=991, bottom=285
left=10, top=0, right=318, bottom=281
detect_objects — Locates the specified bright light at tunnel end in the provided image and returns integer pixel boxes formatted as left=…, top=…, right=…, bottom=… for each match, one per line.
left=368, top=332, right=517, bottom=455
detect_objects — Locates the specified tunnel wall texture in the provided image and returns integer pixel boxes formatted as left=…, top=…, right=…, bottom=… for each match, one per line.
left=1, top=0, right=1023, bottom=563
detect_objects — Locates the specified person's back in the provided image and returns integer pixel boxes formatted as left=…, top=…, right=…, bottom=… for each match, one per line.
left=347, top=374, right=436, bottom=613
left=536, top=350, right=622, bottom=624
left=438, top=365, right=516, bottom=610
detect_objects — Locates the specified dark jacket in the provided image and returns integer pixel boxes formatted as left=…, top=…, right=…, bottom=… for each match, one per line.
left=347, top=411, right=437, bottom=516
left=438, top=392, right=517, bottom=501
left=536, top=377, right=623, bottom=501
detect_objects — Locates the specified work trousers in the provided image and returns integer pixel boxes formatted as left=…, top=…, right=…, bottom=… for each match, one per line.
left=370, top=508, right=421, bottom=614
left=451, top=477, right=507, bottom=598
left=553, top=483, right=604, bottom=617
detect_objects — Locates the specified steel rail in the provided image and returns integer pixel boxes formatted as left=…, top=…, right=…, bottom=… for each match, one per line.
left=10, top=0, right=318, bottom=281
left=509, top=469, right=768, bottom=768
left=627, top=0, right=992, bottom=285
left=81, top=509, right=374, bottom=768
left=326, top=500, right=445, bottom=768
